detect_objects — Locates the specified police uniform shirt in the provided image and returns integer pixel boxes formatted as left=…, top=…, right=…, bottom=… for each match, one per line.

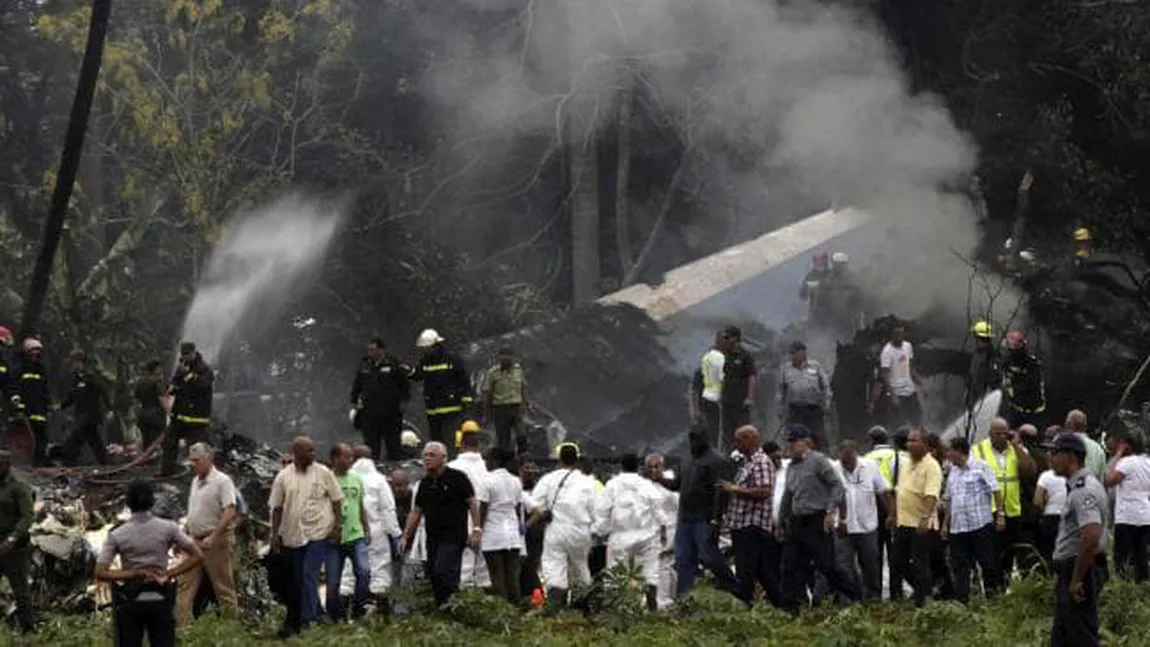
left=1052, top=468, right=1108, bottom=562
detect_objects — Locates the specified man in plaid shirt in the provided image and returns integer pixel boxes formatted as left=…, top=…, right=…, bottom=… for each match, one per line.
left=941, top=436, right=1005, bottom=603
left=720, top=425, right=778, bottom=605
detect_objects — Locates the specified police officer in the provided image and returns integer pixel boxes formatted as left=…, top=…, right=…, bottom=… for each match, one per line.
left=350, top=337, right=411, bottom=460
left=161, top=342, right=214, bottom=475
left=61, top=350, right=114, bottom=466
left=1046, top=433, right=1108, bottom=647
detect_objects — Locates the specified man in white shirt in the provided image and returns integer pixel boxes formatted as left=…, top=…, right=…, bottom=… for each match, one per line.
left=644, top=453, right=678, bottom=609
left=528, top=443, right=596, bottom=606
left=698, top=334, right=726, bottom=442
left=595, top=453, right=670, bottom=611
left=339, top=445, right=403, bottom=613
left=869, top=324, right=923, bottom=428
left=482, top=447, right=525, bottom=604
left=447, top=425, right=491, bottom=588
left=833, top=440, right=890, bottom=601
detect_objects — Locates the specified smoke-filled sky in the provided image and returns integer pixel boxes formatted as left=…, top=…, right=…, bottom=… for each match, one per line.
left=417, top=0, right=1019, bottom=327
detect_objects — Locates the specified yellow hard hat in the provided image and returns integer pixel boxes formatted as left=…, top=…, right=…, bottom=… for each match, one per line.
left=971, top=320, right=993, bottom=339
left=454, top=419, right=482, bottom=448
left=1074, top=227, right=1092, bottom=242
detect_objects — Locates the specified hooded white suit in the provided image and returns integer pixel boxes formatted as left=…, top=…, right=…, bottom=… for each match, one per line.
left=532, top=466, right=596, bottom=590
left=447, top=451, right=492, bottom=588
left=593, top=472, right=669, bottom=586
left=652, top=481, right=679, bottom=609
left=339, top=458, right=403, bottom=596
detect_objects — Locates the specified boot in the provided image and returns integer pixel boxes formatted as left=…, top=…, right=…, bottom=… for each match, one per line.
left=645, top=585, right=659, bottom=612
left=546, top=587, right=567, bottom=609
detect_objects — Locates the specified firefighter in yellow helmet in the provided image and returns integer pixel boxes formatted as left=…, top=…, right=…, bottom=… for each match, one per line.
left=454, top=419, right=482, bottom=450
left=1073, top=227, right=1093, bottom=266
left=967, top=321, right=1002, bottom=410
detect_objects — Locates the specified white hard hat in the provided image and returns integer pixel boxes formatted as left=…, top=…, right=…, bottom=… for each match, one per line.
left=415, top=328, right=444, bottom=348
left=348, top=408, right=358, bottom=425
left=401, top=429, right=420, bottom=448
left=831, top=252, right=849, bottom=264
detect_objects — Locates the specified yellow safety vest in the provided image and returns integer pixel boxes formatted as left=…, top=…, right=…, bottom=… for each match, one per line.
left=973, top=438, right=1020, bottom=517
left=701, top=351, right=722, bottom=395
left=866, top=447, right=897, bottom=486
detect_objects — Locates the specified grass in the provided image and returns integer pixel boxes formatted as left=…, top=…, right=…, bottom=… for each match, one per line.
left=8, top=575, right=1150, bottom=646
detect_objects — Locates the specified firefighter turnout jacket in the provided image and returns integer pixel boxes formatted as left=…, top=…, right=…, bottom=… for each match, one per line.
left=1002, top=351, right=1046, bottom=416
left=408, top=346, right=473, bottom=417
left=10, top=357, right=50, bottom=423
left=62, top=370, right=112, bottom=429
left=170, top=353, right=214, bottom=426
left=350, top=355, right=411, bottom=416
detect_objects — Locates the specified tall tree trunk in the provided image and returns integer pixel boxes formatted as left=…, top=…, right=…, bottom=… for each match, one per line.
left=614, top=80, right=634, bottom=278
left=569, top=103, right=601, bottom=306
left=21, top=0, right=113, bottom=339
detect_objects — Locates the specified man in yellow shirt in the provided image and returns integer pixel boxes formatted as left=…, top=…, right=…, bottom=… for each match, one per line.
left=890, top=427, right=941, bottom=607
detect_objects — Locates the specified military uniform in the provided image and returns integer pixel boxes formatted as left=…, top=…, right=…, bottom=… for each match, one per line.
left=1051, top=467, right=1109, bottom=647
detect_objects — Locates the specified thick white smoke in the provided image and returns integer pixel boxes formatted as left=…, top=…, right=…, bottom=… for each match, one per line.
left=417, top=0, right=1017, bottom=328
left=179, top=193, right=346, bottom=365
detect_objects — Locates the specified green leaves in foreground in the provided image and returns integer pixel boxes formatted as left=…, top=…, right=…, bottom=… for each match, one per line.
left=12, top=577, right=1150, bottom=646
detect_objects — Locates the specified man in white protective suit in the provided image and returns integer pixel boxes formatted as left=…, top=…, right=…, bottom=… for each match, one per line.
left=446, top=422, right=491, bottom=588
left=340, top=445, right=403, bottom=615
left=528, top=442, right=596, bottom=606
left=594, top=452, right=670, bottom=611
left=645, top=453, right=679, bottom=609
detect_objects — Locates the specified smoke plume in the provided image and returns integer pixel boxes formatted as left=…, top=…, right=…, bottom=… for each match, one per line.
left=417, top=0, right=1016, bottom=329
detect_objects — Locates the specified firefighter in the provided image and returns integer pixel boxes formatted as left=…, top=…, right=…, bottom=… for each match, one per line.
left=1073, top=227, right=1093, bottom=266
left=0, top=327, right=13, bottom=407
left=61, top=350, right=114, bottom=466
left=350, top=337, right=411, bottom=461
left=799, top=252, right=831, bottom=318
left=408, top=329, right=474, bottom=453
left=829, top=252, right=850, bottom=281
left=10, top=338, right=52, bottom=466
left=161, top=341, right=214, bottom=475
left=967, top=321, right=1002, bottom=409
left=1000, top=330, right=1046, bottom=430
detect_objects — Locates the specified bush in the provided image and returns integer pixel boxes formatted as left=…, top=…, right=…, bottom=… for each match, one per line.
left=12, top=576, right=1150, bottom=646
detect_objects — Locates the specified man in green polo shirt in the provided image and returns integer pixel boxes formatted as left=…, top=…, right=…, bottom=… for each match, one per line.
left=330, top=443, right=371, bottom=621
left=482, top=346, right=529, bottom=454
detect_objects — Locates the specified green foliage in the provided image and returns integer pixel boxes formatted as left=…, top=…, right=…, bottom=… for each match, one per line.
left=15, top=578, right=1150, bottom=646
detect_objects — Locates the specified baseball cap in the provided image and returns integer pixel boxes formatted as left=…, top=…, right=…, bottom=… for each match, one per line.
left=1042, top=433, right=1086, bottom=455
left=785, top=424, right=814, bottom=441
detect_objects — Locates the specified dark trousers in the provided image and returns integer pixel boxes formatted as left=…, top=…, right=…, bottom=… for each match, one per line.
left=1113, top=523, right=1150, bottom=582
left=426, top=412, right=461, bottom=455
left=1052, top=556, right=1108, bottom=647
left=781, top=513, right=861, bottom=612
left=114, top=599, right=175, bottom=647
left=138, top=416, right=165, bottom=450
left=892, top=395, right=923, bottom=428
left=160, top=420, right=209, bottom=474
left=786, top=405, right=825, bottom=445
left=949, top=524, right=1001, bottom=603
left=1038, top=515, right=1060, bottom=567
left=280, top=546, right=307, bottom=635
left=673, top=519, right=738, bottom=598
left=484, top=549, right=522, bottom=604
left=29, top=420, right=48, bottom=467
left=731, top=526, right=781, bottom=606
left=891, top=526, right=937, bottom=606
left=996, top=515, right=1021, bottom=581
left=520, top=524, right=545, bottom=595
left=700, top=401, right=721, bottom=446
left=491, top=404, right=524, bottom=454
left=361, top=413, right=402, bottom=461
left=0, top=547, right=33, bottom=631
left=719, top=404, right=750, bottom=453
left=425, top=539, right=464, bottom=606
left=836, top=531, right=881, bottom=601
left=62, top=421, right=108, bottom=466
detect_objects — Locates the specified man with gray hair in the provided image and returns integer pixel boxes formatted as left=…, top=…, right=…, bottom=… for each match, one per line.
left=177, top=442, right=238, bottom=625
left=1066, top=410, right=1106, bottom=483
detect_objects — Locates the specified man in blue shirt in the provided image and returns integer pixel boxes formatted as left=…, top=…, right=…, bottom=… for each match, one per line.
left=941, top=436, right=1005, bottom=603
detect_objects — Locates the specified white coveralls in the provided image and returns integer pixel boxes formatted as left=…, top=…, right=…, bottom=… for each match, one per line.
left=447, top=451, right=492, bottom=588
left=339, top=458, right=403, bottom=596
left=653, top=482, right=679, bottom=609
left=532, top=467, right=596, bottom=591
left=593, top=472, right=670, bottom=586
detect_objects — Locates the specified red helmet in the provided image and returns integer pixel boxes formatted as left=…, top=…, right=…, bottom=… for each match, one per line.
left=0, top=327, right=12, bottom=347
left=812, top=252, right=829, bottom=269
left=1004, top=330, right=1026, bottom=350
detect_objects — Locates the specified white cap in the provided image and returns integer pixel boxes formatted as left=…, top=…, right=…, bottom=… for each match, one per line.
left=416, top=329, right=444, bottom=348
left=348, top=408, right=358, bottom=425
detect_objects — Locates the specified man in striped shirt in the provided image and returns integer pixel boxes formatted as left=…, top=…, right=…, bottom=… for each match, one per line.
left=942, top=436, right=1005, bottom=603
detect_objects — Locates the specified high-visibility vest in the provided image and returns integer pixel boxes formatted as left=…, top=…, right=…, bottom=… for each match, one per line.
left=701, top=351, right=723, bottom=400
left=973, top=438, right=1020, bottom=517
left=867, top=447, right=897, bottom=486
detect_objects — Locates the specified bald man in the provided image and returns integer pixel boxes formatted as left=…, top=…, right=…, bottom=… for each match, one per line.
left=1065, top=410, right=1105, bottom=482
left=269, top=436, right=343, bottom=638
